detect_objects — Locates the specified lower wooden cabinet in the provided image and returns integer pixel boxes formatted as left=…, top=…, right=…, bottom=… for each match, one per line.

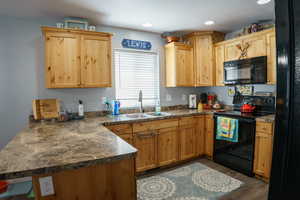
left=179, top=125, right=197, bottom=160
left=106, top=115, right=212, bottom=173
left=254, top=122, right=274, bottom=180
left=195, top=116, right=205, bottom=156
left=119, top=134, right=134, bottom=146
left=134, top=131, right=158, bottom=172
left=157, top=127, right=179, bottom=166
left=204, top=114, right=214, bottom=158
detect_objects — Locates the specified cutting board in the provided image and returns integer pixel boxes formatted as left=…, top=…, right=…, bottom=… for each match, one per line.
left=32, top=99, right=60, bottom=120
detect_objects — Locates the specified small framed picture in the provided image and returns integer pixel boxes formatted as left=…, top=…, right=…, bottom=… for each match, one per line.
left=64, top=17, right=88, bottom=30
left=227, top=87, right=236, bottom=97
left=236, top=85, right=253, bottom=96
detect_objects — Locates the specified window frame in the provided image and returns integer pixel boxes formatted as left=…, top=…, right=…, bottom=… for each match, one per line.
left=113, top=48, right=160, bottom=108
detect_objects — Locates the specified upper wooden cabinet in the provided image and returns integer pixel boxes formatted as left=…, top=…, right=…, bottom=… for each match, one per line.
left=42, top=27, right=112, bottom=88
left=215, top=28, right=276, bottom=85
left=215, top=44, right=225, bottom=86
left=165, top=42, right=194, bottom=87
left=185, top=31, right=225, bottom=86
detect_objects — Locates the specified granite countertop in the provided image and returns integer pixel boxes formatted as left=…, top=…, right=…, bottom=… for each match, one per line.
left=0, top=109, right=217, bottom=180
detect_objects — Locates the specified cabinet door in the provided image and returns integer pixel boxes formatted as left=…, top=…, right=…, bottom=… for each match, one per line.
left=195, top=116, right=205, bottom=156
left=45, top=33, right=81, bottom=88
left=157, top=127, right=179, bottom=166
left=215, top=45, right=225, bottom=86
left=134, top=132, right=157, bottom=172
left=243, top=35, right=267, bottom=59
left=81, top=35, right=112, bottom=87
left=254, top=132, right=273, bottom=179
left=176, top=46, right=194, bottom=86
left=119, top=134, right=133, bottom=146
left=266, top=31, right=276, bottom=84
left=224, top=40, right=242, bottom=61
left=205, top=115, right=214, bottom=158
left=195, top=36, right=214, bottom=86
left=179, top=125, right=197, bottom=160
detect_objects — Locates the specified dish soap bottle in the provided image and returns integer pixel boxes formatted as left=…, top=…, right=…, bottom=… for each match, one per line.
left=155, top=100, right=161, bottom=115
left=78, top=100, right=84, bottom=117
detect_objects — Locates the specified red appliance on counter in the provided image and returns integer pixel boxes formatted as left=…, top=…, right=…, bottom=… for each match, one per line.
left=240, top=103, right=256, bottom=113
left=0, top=181, right=8, bottom=194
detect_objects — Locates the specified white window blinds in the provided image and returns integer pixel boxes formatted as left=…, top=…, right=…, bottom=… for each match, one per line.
left=115, top=49, right=159, bottom=108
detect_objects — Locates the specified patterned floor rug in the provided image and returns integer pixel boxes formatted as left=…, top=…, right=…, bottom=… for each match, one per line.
left=137, top=162, right=243, bottom=200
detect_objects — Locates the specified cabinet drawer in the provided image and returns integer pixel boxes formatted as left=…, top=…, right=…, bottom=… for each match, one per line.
left=256, top=122, right=273, bottom=134
left=133, top=119, right=178, bottom=133
left=179, top=117, right=197, bottom=126
left=106, top=124, right=132, bottom=135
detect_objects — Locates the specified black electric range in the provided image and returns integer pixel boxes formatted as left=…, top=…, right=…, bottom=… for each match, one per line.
left=213, top=96, right=275, bottom=176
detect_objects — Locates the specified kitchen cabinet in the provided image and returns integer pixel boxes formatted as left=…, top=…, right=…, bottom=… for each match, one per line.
left=81, top=35, right=112, bottom=87
left=134, top=131, right=158, bottom=172
left=195, top=115, right=205, bottom=156
left=204, top=114, right=214, bottom=158
left=165, top=42, right=194, bottom=87
left=133, top=119, right=179, bottom=172
left=214, top=28, right=276, bottom=85
left=224, top=40, right=243, bottom=62
left=157, top=127, right=179, bottom=166
left=185, top=31, right=225, bottom=86
left=179, top=117, right=197, bottom=160
left=266, top=31, right=277, bottom=84
left=105, top=124, right=133, bottom=145
left=242, top=35, right=267, bottom=59
left=215, top=44, right=225, bottom=86
left=254, top=121, right=274, bottom=181
left=42, top=27, right=112, bottom=88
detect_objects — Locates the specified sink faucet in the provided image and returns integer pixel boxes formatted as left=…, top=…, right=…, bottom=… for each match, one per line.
left=138, top=90, right=144, bottom=113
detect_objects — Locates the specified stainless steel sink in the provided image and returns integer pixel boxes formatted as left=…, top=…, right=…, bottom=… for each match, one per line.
left=125, top=113, right=148, bottom=118
left=145, top=112, right=171, bottom=117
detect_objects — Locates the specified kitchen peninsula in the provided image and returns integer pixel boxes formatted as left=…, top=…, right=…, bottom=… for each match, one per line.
left=0, top=118, right=138, bottom=200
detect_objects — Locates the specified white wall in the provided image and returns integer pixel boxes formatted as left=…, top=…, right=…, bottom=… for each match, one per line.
left=0, top=16, right=202, bottom=149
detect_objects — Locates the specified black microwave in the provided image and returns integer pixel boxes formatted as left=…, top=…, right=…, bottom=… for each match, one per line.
left=223, top=56, right=267, bottom=85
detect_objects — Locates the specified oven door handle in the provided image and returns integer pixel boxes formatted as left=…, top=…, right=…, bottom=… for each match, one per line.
left=214, top=115, right=255, bottom=123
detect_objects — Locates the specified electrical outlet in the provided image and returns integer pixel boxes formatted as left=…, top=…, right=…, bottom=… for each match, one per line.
left=166, top=94, right=172, bottom=102
left=182, top=94, right=187, bottom=101
left=39, top=176, right=55, bottom=197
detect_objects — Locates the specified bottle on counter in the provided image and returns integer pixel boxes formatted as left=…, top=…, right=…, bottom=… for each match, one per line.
left=78, top=100, right=84, bottom=117
left=198, top=102, right=203, bottom=112
left=155, top=100, right=161, bottom=115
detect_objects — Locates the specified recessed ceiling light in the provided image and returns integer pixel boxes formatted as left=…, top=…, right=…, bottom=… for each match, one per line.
left=257, top=0, right=271, bottom=5
left=204, top=20, right=215, bottom=26
left=142, top=23, right=153, bottom=27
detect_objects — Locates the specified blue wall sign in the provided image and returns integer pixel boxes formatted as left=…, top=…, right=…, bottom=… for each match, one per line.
left=122, top=39, right=152, bottom=50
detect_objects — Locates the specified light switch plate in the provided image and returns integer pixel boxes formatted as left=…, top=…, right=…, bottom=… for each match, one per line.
left=39, top=176, right=55, bottom=196
left=182, top=94, right=187, bottom=101
left=166, top=94, right=172, bottom=102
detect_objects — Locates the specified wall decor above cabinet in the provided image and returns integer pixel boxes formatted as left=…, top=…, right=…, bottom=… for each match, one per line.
left=42, top=27, right=113, bottom=88
left=214, top=28, right=276, bottom=86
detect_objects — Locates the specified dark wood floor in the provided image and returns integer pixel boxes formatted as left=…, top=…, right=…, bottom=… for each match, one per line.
left=138, top=158, right=269, bottom=200
left=2, top=158, right=268, bottom=200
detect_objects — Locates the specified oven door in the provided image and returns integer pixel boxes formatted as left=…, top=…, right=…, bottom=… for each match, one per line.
left=213, top=115, right=256, bottom=176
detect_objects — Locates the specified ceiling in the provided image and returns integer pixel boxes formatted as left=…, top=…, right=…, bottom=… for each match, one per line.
left=0, top=0, right=275, bottom=33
